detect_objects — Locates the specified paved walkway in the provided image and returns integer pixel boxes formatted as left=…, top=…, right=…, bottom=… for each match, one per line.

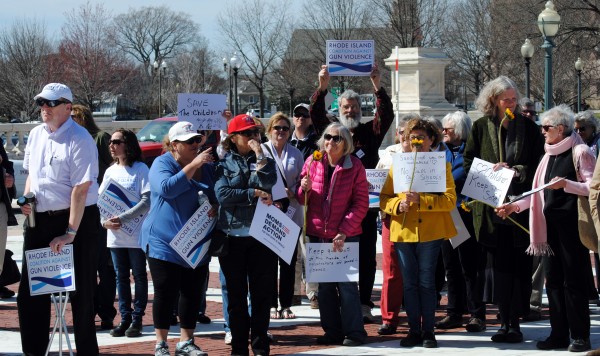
left=1, top=211, right=599, bottom=355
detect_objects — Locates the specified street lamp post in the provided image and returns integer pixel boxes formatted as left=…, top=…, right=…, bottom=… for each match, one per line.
left=223, top=57, right=232, bottom=112
left=230, top=52, right=241, bottom=115
left=521, top=38, right=535, bottom=99
left=575, top=57, right=583, bottom=112
left=474, top=50, right=481, bottom=95
left=538, top=1, right=561, bottom=111
left=288, top=87, right=295, bottom=117
left=153, top=60, right=167, bottom=117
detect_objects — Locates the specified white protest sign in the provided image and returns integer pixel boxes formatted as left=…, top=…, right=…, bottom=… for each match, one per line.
left=326, top=40, right=375, bottom=77
left=305, top=242, right=359, bottom=282
left=366, top=169, right=389, bottom=208
left=392, top=152, right=446, bottom=193
left=177, top=93, right=228, bottom=131
left=25, top=245, right=75, bottom=296
left=249, top=201, right=300, bottom=265
left=169, top=201, right=215, bottom=268
left=461, top=157, right=515, bottom=207
left=97, top=179, right=147, bottom=237
left=449, top=208, right=471, bottom=248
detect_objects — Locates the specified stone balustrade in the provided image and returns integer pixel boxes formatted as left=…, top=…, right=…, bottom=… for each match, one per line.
left=0, top=120, right=149, bottom=159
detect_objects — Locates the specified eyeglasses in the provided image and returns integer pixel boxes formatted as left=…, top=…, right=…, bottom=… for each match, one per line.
left=324, top=134, right=343, bottom=143
left=36, top=98, right=69, bottom=107
left=295, top=114, right=310, bottom=119
left=575, top=127, right=587, bottom=133
left=442, top=127, right=454, bottom=132
left=238, top=129, right=260, bottom=137
left=273, top=125, right=290, bottom=132
left=109, top=139, right=125, bottom=145
left=541, top=125, right=554, bottom=132
left=179, top=136, right=203, bottom=144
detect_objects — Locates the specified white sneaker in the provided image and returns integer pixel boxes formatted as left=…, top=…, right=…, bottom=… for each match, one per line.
left=224, top=331, right=232, bottom=345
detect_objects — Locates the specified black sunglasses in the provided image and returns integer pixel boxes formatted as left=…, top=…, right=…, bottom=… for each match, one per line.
left=575, top=127, right=587, bottom=133
left=324, top=134, right=343, bottom=143
left=179, top=136, right=203, bottom=144
left=109, top=139, right=125, bottom=145
left=273, top=125, right=290, bottom=132
left=294, top=113, right=310, bottom=119
left=238, top=129, right=260, bottom=137
left=541, top=125, right=554, bottom=132
left=36, top=98, right=69, bottom=107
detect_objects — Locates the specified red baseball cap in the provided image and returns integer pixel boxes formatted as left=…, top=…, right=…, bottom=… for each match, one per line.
left=228, top=114, right=261, bottom=134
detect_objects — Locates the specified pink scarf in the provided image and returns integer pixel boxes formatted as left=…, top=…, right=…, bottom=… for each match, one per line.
left=527, top=132, right=585, bottom=255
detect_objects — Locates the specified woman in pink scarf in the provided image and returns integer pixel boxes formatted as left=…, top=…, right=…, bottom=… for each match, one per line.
left=497, top=104, right=595, bottom=353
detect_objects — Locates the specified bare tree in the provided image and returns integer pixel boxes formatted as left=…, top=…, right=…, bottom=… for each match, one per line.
left=59, top=2, right=136, bottom=110
left=0, top=19, right=51, bottom=120
left=217, top=0, right=292, bottom=117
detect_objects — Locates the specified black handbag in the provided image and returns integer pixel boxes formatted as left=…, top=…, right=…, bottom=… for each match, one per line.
left=0, top=249, right=21, bottom=286
left=208, top=229, right=229, bottom=257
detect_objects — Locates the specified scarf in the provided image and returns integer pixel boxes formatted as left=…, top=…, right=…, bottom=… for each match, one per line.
left=527, top=132, right=585, bottom=255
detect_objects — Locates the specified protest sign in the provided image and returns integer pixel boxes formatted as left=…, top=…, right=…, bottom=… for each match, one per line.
left=366, top=169, right=389, bottom=208
left=461, top=157, right=514, bottom=207
left=392, top=152, right=446, bottom=193
left=305, top=242, right=359, bottom=282
left=97, top=179, right=147, bottom=237
left=177, top=93, right=228, bottom=131
left=449, top=208, right=471, bottom=248
left=326, top=40, right=375, bottom=76
left=169, top=201, right=215, bottom=268
left=25, top=245, right=75, bottom=296
left=249, top=201, right=300, bottom=265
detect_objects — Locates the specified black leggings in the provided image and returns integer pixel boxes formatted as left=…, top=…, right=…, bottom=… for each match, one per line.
left=148, top=257, right=208, bottom=329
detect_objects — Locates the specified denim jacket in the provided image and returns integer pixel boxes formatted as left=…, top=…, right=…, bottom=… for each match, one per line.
left=214, top=149, right=277, bottom=236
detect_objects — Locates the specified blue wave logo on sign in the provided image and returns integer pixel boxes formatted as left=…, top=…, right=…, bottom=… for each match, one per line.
left=106, top=184, right=137, bottom=208
left=31, top=272, right=73, bottom=292
left=329, top=61, right=372, bottom=73
left=187, top=233, right=212, bottom=265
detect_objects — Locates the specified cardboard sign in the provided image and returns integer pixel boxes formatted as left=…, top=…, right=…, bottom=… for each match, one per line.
left=25, top=245, right=75, bottom=296
left=461, top=157, right=515, bottom=207
left=97, top=179, right=147, bottom=237
left=169, top=201, right=215, bottom=268
left=249, top=201, right=300, bottom=265
left=326, top=40, right=375, bottom=76
left=366, top=169, right=389, bottom=208
left=305, top=242, right=359, bottom=282
left=392, top=152, right=447, bottom=193
left=177, top=93, right=228, bottom=131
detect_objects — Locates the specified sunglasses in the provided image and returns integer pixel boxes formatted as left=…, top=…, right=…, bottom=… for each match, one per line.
left=541, top=125, right=554, bottom=132
left=36, top=98, right=69, bottom=107
left=237, top=129, right=260, bottom=137
left=273, top=125, right=290, bottom=132
left=324, top=134, right=343, bottom=143
left=575, top=127, right=587, bottom=133
left=179, top=136, right=203, bottom=144
left=294, top=113, right=310, bottom=119
left=109, top=139, right=125, bottom=145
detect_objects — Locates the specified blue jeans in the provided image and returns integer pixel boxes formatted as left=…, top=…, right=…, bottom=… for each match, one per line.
left=310, top=236, right=367, bottom=342
left=395, top=239, right=443, bottom=334
left=110, top=248, right=148, bottom=323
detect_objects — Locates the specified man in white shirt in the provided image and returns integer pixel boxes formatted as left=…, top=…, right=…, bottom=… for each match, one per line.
left=17, top=83, right=101, bottom=356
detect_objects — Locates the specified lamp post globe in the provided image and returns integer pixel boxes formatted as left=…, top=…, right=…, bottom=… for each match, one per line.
left=521, top=38, right=535, bottom=99
left=538, top=1, right=561, bottom=111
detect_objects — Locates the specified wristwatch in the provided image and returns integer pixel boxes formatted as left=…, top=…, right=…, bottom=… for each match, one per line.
left=256, top=154, right=267, bottom=162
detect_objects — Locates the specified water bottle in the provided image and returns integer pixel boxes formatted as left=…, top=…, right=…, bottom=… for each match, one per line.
left=17, top=192, right=36, bottom=228
left=198, top=191, right=209, bottom=206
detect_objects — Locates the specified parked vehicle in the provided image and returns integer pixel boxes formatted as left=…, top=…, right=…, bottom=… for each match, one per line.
left=246, top=109, right=272, bottom=118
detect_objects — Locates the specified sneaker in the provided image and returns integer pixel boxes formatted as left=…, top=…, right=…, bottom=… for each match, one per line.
left=505, top=328, right=523, bottom=343
left=175, top=339, right=207, bottom=356
left=310, top=296, right=319, bottom=309
left=110, top=321, right=131, bottom=337
left=361, top=304, right=375, bottom=324
left=224, top=331, right=232, bottom=345
left=196, top=313, right=211, bottom=324
left=125, top=322, right=142, bottom=337
left=422, top=331, right=438, bottom=348
left=536, top=336, right=570, bottom=350
left=155, top=341, right=169, bottom=356
left=343, top=337, right=363, bottom=346
left=400, top=331, right=422, bottom=347
left=377, top=323, right=397, bottom=335
left=568, top=338, right=591, bottom=353
left=491, top=328, right=508, bottom=343
left=465, top=317, right=486, bottom=332
left=435, top=315, right=462, bottom=329
left=0, top=286, right=15, bottom=299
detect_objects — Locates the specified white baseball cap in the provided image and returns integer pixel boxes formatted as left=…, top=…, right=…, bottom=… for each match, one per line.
left=34, top=83, right=73, bottom=102
left=169, top=121, right=201, bottom=142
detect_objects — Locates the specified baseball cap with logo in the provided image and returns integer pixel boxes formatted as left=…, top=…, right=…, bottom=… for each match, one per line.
left=169, top=121, right=201, bottom=142
left=228, top=114, right=261, bottom=134
left=34, top=83, right=73, bottom=102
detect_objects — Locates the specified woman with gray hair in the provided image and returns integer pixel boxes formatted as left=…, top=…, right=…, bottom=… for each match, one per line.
left=496, top=104, right=595, bottom=352
left=464, top=76, right=544, bottom=343
left=574, top=110, right=600, bottom=158
left=297, top=122, right=369, bottom=346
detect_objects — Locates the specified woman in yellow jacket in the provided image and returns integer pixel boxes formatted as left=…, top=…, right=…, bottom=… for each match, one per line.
left=380, top=118, right=457, bottom=349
